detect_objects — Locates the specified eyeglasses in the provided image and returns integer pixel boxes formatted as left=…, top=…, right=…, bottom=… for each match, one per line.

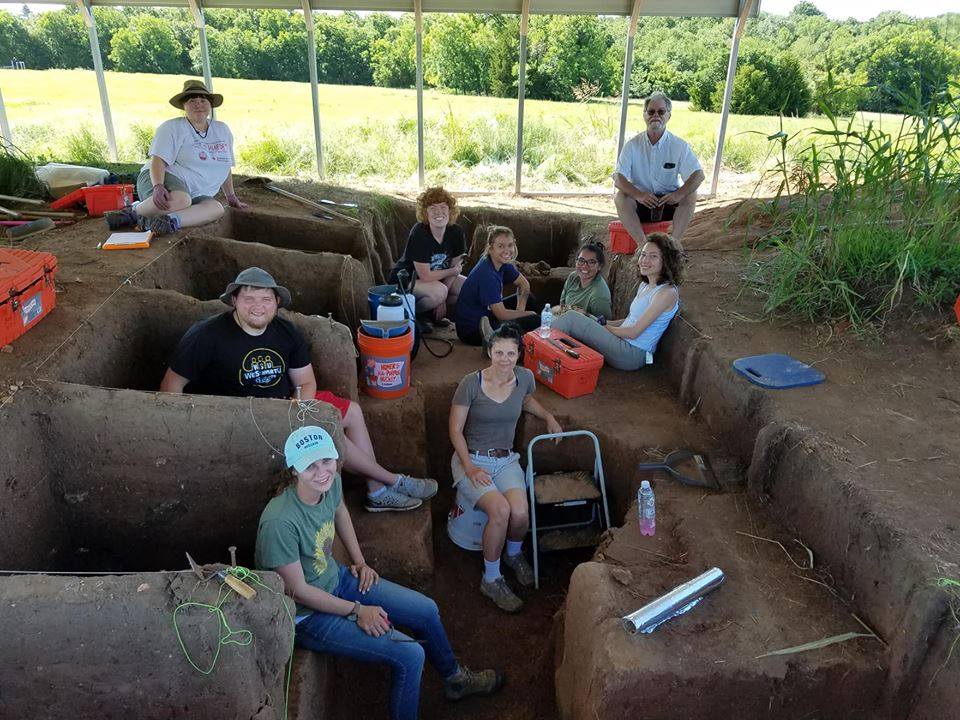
left=576, top=257, right=598, bottom=266
left=646, top=108, right=668, bottom=117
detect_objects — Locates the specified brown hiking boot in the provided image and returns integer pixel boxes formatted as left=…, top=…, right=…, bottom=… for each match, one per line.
left=444, top=664, right=505, bottom=701
left=502, top=552, right=535, bottom=588
left=480, top=576, right=522, bottom=613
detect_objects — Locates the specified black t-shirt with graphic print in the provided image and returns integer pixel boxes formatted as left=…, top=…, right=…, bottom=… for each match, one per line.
left=168, top=311, right=311, bottom=399
left=391, top=222, right=466, bottom=283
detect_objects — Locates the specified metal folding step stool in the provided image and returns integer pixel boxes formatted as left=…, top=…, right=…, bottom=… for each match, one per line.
left=526, top=430, right=611, bottom=589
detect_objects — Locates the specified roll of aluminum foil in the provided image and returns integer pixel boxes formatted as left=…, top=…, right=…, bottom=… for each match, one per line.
left=621, top=567, right=725, bottom=634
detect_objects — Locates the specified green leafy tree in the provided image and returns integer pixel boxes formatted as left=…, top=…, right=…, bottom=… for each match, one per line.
left=863, top=29, right=960, bottom=111
left=487, top=15, right=519, bottom=98
left=527, top=15, right=611, bottom=101
left=30, top=8, right=90, bottom=70
left=791, top=2, right=826, bottom=17
left=721, top=44, right=811, bottom=116
left=109, top=15, right=184, bottom=74
left=315, top=13, right=374, bottom=85
left=424, top=14, right=495, bottom=94
left=371, top=16, right=416, bottom=88
left=0, top=10, right=34, bottom=66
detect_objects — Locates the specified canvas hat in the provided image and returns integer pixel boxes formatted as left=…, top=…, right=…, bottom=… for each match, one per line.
left=169, top=79, right=223, bottom=109
left=219, top=267, right=292, bottom=308
left=285, top=426, right=339, bottom=472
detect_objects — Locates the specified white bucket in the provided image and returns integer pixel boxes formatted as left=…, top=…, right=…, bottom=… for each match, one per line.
left=376, top=294, right=417, bottom=322
left=447, top=487, right=488, bottom=551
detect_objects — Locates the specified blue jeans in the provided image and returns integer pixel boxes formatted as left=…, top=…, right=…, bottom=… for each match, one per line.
left=294, top=565, right=459, bottom=720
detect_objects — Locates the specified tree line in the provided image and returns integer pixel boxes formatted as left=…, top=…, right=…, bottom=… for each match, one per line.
left=2, top=3, right=958, bottom=116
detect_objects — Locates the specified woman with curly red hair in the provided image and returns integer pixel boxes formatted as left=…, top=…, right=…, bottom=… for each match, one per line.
left=390, top=187, right=467, bottom=326
left=550, top=233, right=684, bottom=370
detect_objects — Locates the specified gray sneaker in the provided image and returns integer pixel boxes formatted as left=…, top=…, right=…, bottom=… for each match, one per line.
left=480, top=316, right=493, bottom=345
left=444, top=664, right=505, bottom=701
left=480, top=575, right=523, bottom=613
left=138, top=213, right=180, bottom=236
left=502, top=552, right=535, bottom=588
left=365, top=487, right=422, bottom=513
left=394, top=474, right=438, bottom=500
left=104, top=205, right=138, bottom=230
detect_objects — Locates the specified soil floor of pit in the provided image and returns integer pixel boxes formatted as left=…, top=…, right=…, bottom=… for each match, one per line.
left=1, top=178, right=958, bottom=720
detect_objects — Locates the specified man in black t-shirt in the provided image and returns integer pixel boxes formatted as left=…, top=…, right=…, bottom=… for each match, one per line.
left=390, top=187, right=467, bottom=323
left=160, top=267, right=437, bottom=512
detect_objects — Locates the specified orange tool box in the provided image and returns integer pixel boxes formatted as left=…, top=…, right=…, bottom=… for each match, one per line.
left=608, top=220, right=673, bottom=254
left=523, top=329, right=604, bottom=399
left=0, top=249, right=58, bottom=347
left=51, top=184, right=134, bottom=217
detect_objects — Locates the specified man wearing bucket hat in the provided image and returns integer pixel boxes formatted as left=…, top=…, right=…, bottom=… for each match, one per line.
left=105, top=79, right=246, bottom=236
left=160, top=267, right=437, bottom=512
left=256, top=426, right=503, bottom=720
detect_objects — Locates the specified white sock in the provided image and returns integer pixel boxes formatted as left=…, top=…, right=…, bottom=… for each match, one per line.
left=506, top=540, right=523, bottom=557
left=483, top=559, right=501, bottom=583
left=367, top=486, right=386, bottom=498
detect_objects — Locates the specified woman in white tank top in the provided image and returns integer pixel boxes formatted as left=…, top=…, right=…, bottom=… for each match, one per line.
left=551, top=232, right=684, bottom=370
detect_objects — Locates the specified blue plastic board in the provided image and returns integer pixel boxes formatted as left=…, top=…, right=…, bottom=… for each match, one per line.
left=732, top=353, right=825, bottom=389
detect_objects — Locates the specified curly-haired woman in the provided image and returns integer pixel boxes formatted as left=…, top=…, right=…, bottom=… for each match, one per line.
left=550, top=232, right=683, bottom=370
left=390, top=187, right=466, bottom=325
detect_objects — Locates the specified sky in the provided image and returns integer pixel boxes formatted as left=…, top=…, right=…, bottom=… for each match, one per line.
left=6, top=0, right=959, bottom=19
left=759, top=0, right=957, bottom=20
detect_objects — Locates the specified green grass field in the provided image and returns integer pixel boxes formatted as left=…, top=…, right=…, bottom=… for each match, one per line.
left=1, top=69, right=902, bottom=192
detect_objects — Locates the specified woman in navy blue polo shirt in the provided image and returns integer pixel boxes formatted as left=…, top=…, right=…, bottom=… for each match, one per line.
left=455, top=226, right=542, bottom=346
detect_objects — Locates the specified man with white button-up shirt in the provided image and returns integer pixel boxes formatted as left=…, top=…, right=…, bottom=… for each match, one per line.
left=614, top=92, right=704, bottom=250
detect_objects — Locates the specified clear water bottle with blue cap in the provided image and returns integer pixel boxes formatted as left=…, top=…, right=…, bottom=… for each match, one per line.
left=539, top=304, right=553, bottom=338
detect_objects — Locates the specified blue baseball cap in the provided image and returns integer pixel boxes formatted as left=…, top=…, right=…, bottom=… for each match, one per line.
left=284, top=426, right=339, bottom=472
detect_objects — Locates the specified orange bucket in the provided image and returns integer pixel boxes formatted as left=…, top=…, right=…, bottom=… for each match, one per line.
left=357, top=325, right=414, bottom=399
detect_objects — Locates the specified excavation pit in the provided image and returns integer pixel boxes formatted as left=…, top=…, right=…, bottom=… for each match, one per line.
left=43, top=286, right=358, bottom=399
left=132, top=233, right=372, bottom=328
left=0, top=187, right=953, bottom=720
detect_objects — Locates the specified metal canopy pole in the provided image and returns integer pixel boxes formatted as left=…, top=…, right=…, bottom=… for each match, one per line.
left=186, top=0, right=214, bottom=119
left=301, top=0, right=323, bottom=177
left=0, top=88, right=12, bottom=152
left=616, top=0, right=643, bottom=160
left=76, top=0, right=118, bottom=161
left=415, top=0, right=425, bottom=187
left=710, top=0, right=755, bottom=196
left=513, top=0, right=530, bottom=195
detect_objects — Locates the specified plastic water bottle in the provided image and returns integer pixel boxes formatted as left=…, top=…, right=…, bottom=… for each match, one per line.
left=539, top=304, right=553, bottom=338
left=639, top=480, right=656, bottom=536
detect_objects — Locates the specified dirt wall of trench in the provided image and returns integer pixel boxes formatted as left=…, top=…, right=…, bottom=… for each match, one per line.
left=31, top=381, right=343, bottom=572
left=0, top=386, right=66, bottom=569
left=44, top=287, right=358, bottom=401
left=0, top=571, right=293, bottom=720
left=134, top=234, right=371, bottom=329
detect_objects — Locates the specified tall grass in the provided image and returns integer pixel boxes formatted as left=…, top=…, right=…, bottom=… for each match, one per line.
left=748, top=82, right=960, bottom=329
left=5, top=70, right=904, bottom=193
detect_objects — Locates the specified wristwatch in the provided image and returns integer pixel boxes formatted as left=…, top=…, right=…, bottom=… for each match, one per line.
left=346, top=600, right=361, bottom=622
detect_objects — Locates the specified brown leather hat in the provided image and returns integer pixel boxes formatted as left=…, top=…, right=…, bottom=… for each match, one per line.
left=169, top=79, right=223, bottom=109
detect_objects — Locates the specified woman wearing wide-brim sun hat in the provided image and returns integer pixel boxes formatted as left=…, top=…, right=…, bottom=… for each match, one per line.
left=105, top=79, right=248, bottom=236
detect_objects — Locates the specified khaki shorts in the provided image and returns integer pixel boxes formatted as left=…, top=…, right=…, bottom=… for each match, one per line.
left=451, top=452, right=526, bottom=510
left=136, top=168, right=214, bottom=204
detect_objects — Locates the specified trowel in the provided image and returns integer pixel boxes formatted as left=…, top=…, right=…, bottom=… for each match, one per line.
left=637, top=449, right=720, bottom=490
left=186, top=551, right=257, bottom=600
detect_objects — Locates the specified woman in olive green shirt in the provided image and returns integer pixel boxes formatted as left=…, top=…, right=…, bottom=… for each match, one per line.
left=559, top=242, right=612, bottom=319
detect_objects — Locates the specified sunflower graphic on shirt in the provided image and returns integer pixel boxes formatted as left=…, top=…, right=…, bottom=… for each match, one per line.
left=312, top=521, right=336, bottom=577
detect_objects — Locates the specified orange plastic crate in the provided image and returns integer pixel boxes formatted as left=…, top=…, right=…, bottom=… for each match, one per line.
left=81, top=184, right=134, bottom=217
left=0, top=249, right=58, bottom=347
left=523, top=329, right=604, bottom=399
left=608, top=220, right=673, bottom=254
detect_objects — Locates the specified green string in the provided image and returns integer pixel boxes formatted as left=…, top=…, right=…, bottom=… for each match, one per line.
left=172, top=566, right=296, bottom=720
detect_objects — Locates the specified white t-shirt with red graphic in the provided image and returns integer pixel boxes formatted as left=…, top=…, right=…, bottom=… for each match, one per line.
left=143, top=118, right=235, bottom=199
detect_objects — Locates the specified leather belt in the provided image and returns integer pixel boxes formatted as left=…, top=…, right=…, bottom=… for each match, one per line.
left=469, top=448, right=511, bottom=458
